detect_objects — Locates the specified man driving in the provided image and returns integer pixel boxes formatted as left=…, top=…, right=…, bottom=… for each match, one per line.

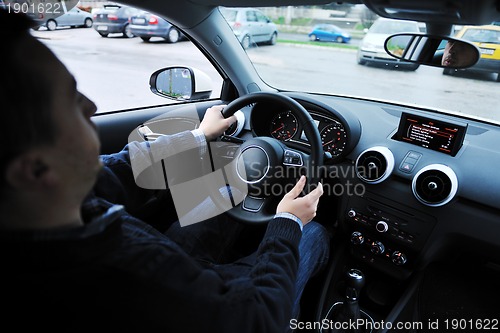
left=0, top=10, right=329, bottom=332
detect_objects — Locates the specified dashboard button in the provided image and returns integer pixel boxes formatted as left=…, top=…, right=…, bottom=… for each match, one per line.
left=407, top=151, right=422, bottom=160
left=376, top=221, right=389, bottom=233
left=400, top=162, right=415, bottom=173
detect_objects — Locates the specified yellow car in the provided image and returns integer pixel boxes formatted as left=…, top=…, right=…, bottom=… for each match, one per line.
left=446, top=24, right=500, bottom=81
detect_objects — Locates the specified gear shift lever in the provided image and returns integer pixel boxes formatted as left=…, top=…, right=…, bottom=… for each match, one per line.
left=343, top=269, right=365, bottom=328
left=324, top=268, right=372, bottom=333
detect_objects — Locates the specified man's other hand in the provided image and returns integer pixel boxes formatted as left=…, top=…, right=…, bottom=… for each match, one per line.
left=276, top=176, right=324, bottom=227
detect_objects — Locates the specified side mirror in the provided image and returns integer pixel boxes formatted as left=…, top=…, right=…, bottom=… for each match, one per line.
left=149, top=66, right=212, bottom=101
left=384, top=33, right=480, bottom=69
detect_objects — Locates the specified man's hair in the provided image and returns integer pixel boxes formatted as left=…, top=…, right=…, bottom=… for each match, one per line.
left=0, top=9, right=57, bottom=194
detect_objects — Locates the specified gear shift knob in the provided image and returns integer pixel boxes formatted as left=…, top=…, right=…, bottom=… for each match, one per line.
left=346, top=268, right=365, bottom=292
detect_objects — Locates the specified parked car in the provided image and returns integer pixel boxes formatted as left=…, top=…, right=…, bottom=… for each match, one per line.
left=444, top=24, right=500, bottom=80
left=357, top=17, right=422, bottom=70
left=92, top=3, right=139, bottom=38
left=220, top=7, right=278, bottom=49
left=308, top=24, right=351, bottom=43
left=32, top=7, right=93, bottom=31
left=129, top=11, right=185, bottom=43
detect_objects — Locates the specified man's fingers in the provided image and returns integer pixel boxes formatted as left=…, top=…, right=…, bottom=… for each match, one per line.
left=285, top=175, right=306, bottom=199
left=226, top=114, right=237, bottom=126
left=303, top=182, right=323, bottom=201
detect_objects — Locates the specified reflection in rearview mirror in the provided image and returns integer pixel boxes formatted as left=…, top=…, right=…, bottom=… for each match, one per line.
left=156, top=68, right=193, bottom=100
left=385, top=34, right=480, bottom=69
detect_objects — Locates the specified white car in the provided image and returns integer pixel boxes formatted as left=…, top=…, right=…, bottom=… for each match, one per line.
left=35, top=7, right=93, bottom=31
left=357, top=17, right=422, bottom=70
left=220, top=7, right=278, bottom=49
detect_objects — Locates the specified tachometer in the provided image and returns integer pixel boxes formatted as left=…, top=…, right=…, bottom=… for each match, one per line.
left=270, top=111, right=298, bottom=141
left=320, top=121, right=347, bottom=157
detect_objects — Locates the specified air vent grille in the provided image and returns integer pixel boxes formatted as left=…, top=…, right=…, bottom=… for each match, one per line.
left=412, top=164, right=458, bottom=207
left=355, top=147, right=395, bottom=184
left=224, top=110, right=245, bottom=137
left=225, top=122, right=238, bottom=136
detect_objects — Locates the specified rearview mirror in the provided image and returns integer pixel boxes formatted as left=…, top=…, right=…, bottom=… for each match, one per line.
left=384, top=33, right=480, bottom=69
left=150, top=66, right=212, bottom=101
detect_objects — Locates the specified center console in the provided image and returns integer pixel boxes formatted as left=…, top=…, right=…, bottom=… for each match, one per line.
left=342, top=191, right=437, bottom=280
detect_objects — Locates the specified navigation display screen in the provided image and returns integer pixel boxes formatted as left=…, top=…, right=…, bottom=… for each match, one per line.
left=395, top=113, right=467, bottom=156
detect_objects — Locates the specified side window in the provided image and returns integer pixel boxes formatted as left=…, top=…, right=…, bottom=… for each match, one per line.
left=246, top=11, right=257, bottom=22
left=36, top=5, right=223, bottom=113
left=255, top=11, right=268, bottom=23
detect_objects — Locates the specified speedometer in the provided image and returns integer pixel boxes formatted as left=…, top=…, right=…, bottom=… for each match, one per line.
left=270, top=111, right=298, bottom=141
left=320, top=121, right=347, bottom=157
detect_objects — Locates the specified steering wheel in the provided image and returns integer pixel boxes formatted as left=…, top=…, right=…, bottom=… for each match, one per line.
left=205, top=92, right=323, bottom=224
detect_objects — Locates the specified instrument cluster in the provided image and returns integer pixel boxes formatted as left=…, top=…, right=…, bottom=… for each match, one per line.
left=267, top=110, right=348, bottom=158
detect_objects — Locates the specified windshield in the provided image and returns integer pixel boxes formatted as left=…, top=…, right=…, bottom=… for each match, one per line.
left=369, top=20, right=419, bottom=34
left=244, top=5, right=499, bottom=124
left=220, top=8, right=237, bottom=21
left=462, top=28, right=500, bottom=44
left=33, top=3, right=498, bottom=124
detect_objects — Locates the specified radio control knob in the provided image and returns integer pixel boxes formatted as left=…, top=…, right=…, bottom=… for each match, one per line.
left=391, top=251, right=407, bottom=266
left=376, top=221, right=388, bottom=233
left=348, top=209, right=356, bottom=218
left=350, top=231, right=364, bottom=245
left=370, top=241, right=385, bottom=255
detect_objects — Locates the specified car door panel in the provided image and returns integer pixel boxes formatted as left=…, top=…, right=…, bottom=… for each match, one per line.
left=94, top=100, right=222, bottom=155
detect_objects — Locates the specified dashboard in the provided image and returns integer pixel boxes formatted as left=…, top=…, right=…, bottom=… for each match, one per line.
left=95, top=89, right=500, bottom=282
left=240, top=91, right=500, bottom=279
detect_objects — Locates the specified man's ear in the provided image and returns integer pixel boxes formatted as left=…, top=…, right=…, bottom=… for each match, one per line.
left=4, top=153, right=57, bottom=190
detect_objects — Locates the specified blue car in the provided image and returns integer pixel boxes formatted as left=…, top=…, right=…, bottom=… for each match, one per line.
left=308, top=24, right=351, bottom=43
left=93, top=4, right=140, bottom=38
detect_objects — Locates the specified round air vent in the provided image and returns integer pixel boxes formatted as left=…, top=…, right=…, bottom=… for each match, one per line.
left=224, top=110, right=245, bottom=136
left=355, top=146, right=395, bottom=184
left=412, top=164, right=458, bottom=207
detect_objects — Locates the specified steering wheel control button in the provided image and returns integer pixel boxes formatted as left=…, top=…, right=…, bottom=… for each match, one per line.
left=399, top=151, right=422, bottom=173
left=283, top=150, right=303, bottom=166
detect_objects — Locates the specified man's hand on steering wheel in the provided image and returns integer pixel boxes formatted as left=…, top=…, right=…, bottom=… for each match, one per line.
left=199, top=105, right=237, bottom=141
left=277, top=175, right=324, bottom=227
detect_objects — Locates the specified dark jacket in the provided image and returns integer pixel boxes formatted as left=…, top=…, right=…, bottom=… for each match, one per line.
left=1, top=133, right=302, bottom=332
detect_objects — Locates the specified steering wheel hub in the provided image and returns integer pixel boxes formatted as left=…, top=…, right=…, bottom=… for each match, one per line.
left=234, top=137, right=287, bottom=196
left=236, top=145, right=270, bottom=184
